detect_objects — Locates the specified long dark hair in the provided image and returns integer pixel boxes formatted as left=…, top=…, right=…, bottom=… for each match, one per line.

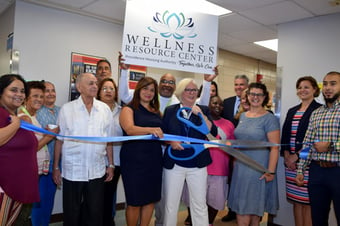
left=198, top=81, right=218, bottom=97
left=0, top=74, right=28, bottom=97
left=131, top=77, right=160, bottom=113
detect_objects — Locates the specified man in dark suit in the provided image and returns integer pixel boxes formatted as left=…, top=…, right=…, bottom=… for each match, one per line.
left=222, top=74, right=249, bottom=127
left=221, top=74, right=249, bottom=222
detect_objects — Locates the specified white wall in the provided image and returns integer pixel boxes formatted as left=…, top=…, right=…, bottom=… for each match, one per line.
left=276, top=12, right=340, bottom=226
left=0, top=3, right=14, bottom=75
left=13, top=1, right=123, bottom=106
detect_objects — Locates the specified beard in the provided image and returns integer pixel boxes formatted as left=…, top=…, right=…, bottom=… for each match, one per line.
left=323, top=91, right=340, bottom=104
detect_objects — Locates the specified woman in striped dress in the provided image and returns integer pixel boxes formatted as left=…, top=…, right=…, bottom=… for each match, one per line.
left=281, top=76, right=321, bottom=226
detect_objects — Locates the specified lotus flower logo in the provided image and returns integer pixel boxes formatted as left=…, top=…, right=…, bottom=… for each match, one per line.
left=148, top=11, right=197, bottom=40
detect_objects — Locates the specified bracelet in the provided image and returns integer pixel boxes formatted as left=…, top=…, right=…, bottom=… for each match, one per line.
left=54, top=167, right=60, bottom=170
left=108, top=164, right=115, bottom=169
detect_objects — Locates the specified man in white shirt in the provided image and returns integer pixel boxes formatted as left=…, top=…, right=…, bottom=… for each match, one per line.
left=53, top=73, right=114, bottom=226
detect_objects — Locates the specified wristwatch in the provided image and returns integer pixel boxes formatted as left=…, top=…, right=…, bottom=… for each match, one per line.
left=108, top=164, right=115, bottom=169
left=329, top=142, right=335, bottom=152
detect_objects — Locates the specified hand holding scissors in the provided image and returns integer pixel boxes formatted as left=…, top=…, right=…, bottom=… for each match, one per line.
left=168, top=107, right=276, bottom=174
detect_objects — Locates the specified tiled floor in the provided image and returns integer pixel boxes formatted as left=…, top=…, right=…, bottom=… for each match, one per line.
left=49, top=205, right=268, bottom=226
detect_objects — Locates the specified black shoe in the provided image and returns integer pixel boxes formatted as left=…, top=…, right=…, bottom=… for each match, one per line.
left=221, top=211, right=236, bottom=222
left=184, top=214, right=192, bottom=225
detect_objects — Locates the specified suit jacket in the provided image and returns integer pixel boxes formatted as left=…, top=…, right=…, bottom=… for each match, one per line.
left=280, top=100, right=322, bottom=156
left=222, top=96, right=238, bottom=127
left=162, top=104, right=217, bottom=169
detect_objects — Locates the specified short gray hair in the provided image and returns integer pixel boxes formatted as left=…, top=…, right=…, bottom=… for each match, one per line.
left=76, top=73, right=94, bottom=85
left=175, top=78, right=197, bottom=102
left=234, top=74, right=249, bottom=84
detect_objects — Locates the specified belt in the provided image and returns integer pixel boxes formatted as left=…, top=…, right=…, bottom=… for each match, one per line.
left=313, top=160, right=338, bottom=168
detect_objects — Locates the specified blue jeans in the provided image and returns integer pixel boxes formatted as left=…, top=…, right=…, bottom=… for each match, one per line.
left=31, top=173, right=57, bottom=226
left=308, top=161, right=340, bottom=226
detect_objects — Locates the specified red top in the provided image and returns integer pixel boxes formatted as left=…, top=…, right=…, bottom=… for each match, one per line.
left=0, top=107, right=39, bottom=203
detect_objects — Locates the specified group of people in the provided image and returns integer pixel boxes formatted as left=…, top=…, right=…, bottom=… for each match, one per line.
left=0, top=53, right=339, bottom=226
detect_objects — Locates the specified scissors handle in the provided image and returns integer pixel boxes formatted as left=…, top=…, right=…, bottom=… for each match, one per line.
left=177, top=107, right=209, bottom=135
left=167, top=143, right=206, bottom=161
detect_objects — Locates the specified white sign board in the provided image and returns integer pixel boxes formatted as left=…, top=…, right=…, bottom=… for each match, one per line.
left=122, top=0, right=219, bottom=74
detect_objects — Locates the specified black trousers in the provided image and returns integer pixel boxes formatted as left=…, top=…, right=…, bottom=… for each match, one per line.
left=308, top=161, right=340, bottom=226
left=62, top=176, right=105, bottom=226
left=103, top=166, right=121, bottom=226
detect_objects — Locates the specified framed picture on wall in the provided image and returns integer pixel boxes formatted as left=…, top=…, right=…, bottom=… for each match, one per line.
left=69, top=52, right=106, bottom=101
left=128, top=65, right=147, bottom=89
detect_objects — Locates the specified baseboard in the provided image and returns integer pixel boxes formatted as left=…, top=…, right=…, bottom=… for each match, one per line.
left=50, top=202, right=126, bottom=223
left=268, top=223, right=282, bottom=226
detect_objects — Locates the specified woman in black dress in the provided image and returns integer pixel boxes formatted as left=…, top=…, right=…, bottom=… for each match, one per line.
left=119, top=76, right=164, bottom=226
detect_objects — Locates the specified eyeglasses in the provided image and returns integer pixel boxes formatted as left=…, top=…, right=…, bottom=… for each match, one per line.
left=160, top=79, right=175, bottom=85
left=102, top=87, right=115, bottom=92
left=247, top=92, right=265, bottom=97
left=184, top=88, right=199, bottom=93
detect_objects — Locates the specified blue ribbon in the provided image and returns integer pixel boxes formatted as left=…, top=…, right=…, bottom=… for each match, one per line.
left=20, top=120, right=223, bottom=146
left=20, top=120, right=313, bottom=161
left=299, top=146, right=311, bottom=160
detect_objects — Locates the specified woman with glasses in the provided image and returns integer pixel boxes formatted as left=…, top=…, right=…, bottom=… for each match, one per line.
left=162, top=78, right=217, bottom=226
left=227, top=82, right=280, bottom=226
left=97, top=78, right=122, bottom=226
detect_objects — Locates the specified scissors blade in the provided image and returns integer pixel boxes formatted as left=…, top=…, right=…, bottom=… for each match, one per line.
left=225, top=140, right=280, bottom=149
left=206, top=133, right=217, bottom=141
left=203, top=143, right=271, bottom=174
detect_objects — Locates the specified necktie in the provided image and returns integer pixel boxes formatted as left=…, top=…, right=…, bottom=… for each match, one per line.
left=234, top=97, right=240, bottom=116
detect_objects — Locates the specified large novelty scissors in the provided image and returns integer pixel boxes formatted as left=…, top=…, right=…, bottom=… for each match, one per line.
left=167, top=107, right=277, bottom=174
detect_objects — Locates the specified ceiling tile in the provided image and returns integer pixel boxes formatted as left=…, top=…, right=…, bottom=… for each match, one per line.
left=294, top=0, right=340, bottom=15
left=228, top=25, right=277, bottom=42
left=218, top=33, right=245, bottom=47
left=209, top=0, right=282, bottom=12
left=240, top=1, right=314, bottom=25
left=219, top=13, right=263, bottom=33
left=42, top=0, right=94, bottom=9
left=83, top=0, right=125, bottom=22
